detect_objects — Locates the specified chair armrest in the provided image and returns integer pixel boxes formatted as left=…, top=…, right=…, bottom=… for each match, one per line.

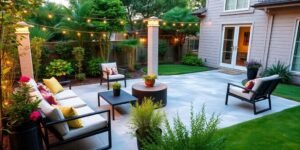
left=118, top=67, right=127, bottom=75
left=44, top=109, right=111, bottom=127
left=59, top=80, right=72, bottom=90
left=228, top=83, right=256, bottom=94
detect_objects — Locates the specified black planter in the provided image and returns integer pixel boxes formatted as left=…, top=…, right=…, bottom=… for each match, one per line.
left=9, top=122, right=42, bottom=150
left=136, top=128, right=162, bottom=150
left=113, top=89, right=120, bottom=96
left=247, top=68, right=259, bottom=80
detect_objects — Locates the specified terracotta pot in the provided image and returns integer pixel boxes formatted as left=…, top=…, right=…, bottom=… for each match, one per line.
left=145, top=79, right=155, bottom=87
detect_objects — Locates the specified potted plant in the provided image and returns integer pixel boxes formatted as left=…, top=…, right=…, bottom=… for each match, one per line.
left=143, top=74, right=157, bottom=87
left=129, top=98, right=165, bottom=150
left=45, top=59, right=74, bottom=81
left=246, top=60, right=262, bottom=80
left=112, top=82, right=121, bottom=96
left=4, top=77, right=42, bottom=150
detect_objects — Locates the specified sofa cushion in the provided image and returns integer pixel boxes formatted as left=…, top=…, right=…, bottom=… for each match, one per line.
left=103, top=74, right=125, bottom=80
left=43, top=77, right=64, bottom=94
left=252, top=75, right=279, bottom=92
left=40, top=90, right=58, bottom=105
left=55, top=90, right=78, bottom=101
left=27, top=79, right=39, bottom=91
left=57, top=97, right=87, bottom=108
left=55, top=106, right=83, bottom=128
left=230, top=86, right=252, bottom=100
left=63, top=106, right=107, bottom=140
left=48, top=107, right=70, bottom=136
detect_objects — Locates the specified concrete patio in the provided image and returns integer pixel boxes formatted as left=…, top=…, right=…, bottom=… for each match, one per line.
left=53, top=70, right=300, bottom=150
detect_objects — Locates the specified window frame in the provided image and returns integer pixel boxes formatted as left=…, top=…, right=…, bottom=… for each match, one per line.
left=290, top=20, right=300, bottom=73
left=223, top=0, right=250, bottom=12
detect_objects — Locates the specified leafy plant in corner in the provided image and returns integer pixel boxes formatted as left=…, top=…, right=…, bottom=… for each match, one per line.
left=129, top=97, right=165, bottom=149
left=142, top=105, right=225, bottom=150
left=72, top=47, right=86, bottom=81
left=263, top=61, right=291, bottom=83
left=182, top=53, right=203, bottom=66
left=87, top=58, right=105, bottom=77
left=45, top=59, right=74, bottom=79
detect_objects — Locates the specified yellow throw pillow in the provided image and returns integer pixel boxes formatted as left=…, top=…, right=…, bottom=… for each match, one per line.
left=43, top=77, right=64, bottom=94
left=55, top=106, right=83, bottom=128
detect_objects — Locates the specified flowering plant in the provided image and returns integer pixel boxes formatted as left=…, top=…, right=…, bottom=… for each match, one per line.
left=143, top=74, right=157, bottom=81
left=5, top=77, right=41, bottom=128
left=246, top=60, right=262, bottom=69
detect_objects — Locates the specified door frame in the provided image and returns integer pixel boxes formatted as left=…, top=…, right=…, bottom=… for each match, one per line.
left=220, top=24, right=253, bottom=70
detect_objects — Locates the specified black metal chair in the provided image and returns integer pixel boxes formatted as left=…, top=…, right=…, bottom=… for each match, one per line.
left=99, top=62, right=127, bottom=90
left=225, top=75, right=281, bottom=114
left=39, top=110, right=112, bottom=150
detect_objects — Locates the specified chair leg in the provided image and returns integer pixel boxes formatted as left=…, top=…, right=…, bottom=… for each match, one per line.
left=253, top=102, right=257, bottom=115
left=268, top=96, right=272, bottom=110
left=225, top=93, right=229, bottom=105
left=107, top=81, right=110, bottom=90
left=124, top=78, right=127, bottom=88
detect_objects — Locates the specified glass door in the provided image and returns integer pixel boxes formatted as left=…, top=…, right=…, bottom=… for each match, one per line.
left=221, top=25, right=251, bottom=69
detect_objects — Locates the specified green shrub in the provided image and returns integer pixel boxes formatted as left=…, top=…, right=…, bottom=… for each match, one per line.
left=142, top=106, right=225, bottom=150
left=31, top=37, right=45, bottom=79
left=45, top=59, right=74, bottom=78
left=72, top=47, right=85, bottom=74
left=54, top=42, right=74, bottom=60
left=86, top=58, right=104, bottom=77
left=263, top=61, right=292, bottom=83
left=182, top=54, right=203, bottom=66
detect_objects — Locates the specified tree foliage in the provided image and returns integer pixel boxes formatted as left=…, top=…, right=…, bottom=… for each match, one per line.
left=31, top=37, right=46, bottom=80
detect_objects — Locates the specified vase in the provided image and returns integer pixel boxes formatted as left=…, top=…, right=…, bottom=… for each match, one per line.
left=9, top=122, right=42, bottom=150
left=145, top=79, right=155, bottom=87
left=113, top=89, right=120, bottom=96
left=247, top=68, right=259, bottom=80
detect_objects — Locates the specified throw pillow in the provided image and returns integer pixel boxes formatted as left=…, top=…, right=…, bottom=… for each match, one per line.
left=243, top=80, right=255, bottom=93
left=38, top=83, right=50, bottom=92
left=40, top=90, right=58, bottom=105
left=111, top=67, right=118, bottom=75
left=43, top=77, right=64, bottom=94
left=55, top=106, right=83, bottom=128
left=106, top=68, right=113, bottom=75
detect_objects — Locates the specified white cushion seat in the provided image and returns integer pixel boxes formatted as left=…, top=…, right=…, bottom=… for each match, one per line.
left=57, top=97, right=87, bottom=108
left=63, top=106, right=107, bottom=140
left=55, top=90, right=78, bottom=101
left=229, top=86, right=252, bottom=100
left=103, top=74, right=125, bottom=80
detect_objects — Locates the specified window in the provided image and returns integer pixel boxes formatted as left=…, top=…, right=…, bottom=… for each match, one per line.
left=291, top=21, right=300, bottom=72
left=225, top=0, right=249, bottom=11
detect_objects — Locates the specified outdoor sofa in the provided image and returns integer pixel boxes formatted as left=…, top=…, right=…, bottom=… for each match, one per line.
left=27, top=78, right=111, bottom=150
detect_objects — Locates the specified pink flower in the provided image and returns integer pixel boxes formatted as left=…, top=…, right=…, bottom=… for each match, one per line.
left=19, top=76, right=30, bottom=83
left=30, top=111, right=41, bottom=122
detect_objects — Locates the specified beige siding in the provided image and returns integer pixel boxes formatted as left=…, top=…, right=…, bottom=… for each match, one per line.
left=199, top=0, right=268, bottom=68
left=267, top=7, right=300, bottom=67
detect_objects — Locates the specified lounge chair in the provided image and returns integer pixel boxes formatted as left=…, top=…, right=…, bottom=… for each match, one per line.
left=99, top=62, right=127, bottom=90
left=225, top=75, right=281, bottom=114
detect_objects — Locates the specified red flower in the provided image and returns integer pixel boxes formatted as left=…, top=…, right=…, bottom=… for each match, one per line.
left=30, top=111, right=41, bottom=122
left=19, top=76, right=30, bottom=83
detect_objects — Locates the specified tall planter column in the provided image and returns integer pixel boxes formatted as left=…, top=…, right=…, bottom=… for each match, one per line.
left=15, top=22, right=34, bottom=78
left=146, top=17, right=160, bottom=75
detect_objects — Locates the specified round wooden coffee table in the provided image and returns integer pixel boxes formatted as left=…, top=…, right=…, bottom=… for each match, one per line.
left=132, top=82, right=167, bottom=107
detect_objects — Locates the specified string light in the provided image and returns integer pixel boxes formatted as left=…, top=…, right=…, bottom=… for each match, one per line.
left=23, top=10, right=28, bottom=13
left=103, top=20, right=107, bottom=24
left=123, top=33, right=127, bottom=36
left=102, top=33, right=107, bottom=37
left=87, top=19, right=91, bottom=23
left=77, top=32, right=81, bottom=37
left=90, top=33, right=94, bottom=37
left=62, top=30, right=67, bottom=34
left=189, top=23, right=192, bottom=26
left=172, top=23, right=176, bottom=27
left=180, top=23, right=184, bottom=27
left=120, top=20, right=124, bottom=25
left=67, top=17, right=71, bottom=21
left=42, top=27, right=47, bottom=31
left=48, top=14, right=53, bottom=19
left=135, top=32, right=139, bottom=35
left=163, top=22, right=167, bottom=26
left=195, top=23, right=198, bottom=26
left=134, top=21, right=137, bottom=24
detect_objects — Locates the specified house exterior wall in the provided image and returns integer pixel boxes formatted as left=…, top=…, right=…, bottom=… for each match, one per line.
left=198, top=0, right=300, bottom=83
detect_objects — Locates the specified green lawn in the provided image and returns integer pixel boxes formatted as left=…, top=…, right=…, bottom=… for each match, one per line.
left=216, top=106, right=300, bottom=150
left=273, top=84, right=300, bottom=102
left=144, top=64, right=209, bottom=75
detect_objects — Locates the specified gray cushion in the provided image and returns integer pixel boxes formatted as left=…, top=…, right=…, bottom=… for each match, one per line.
left=103, top=74, right=125, bottom=80
left=48, top=107, right=70, bottom=136
left=55, top=90, right=78, bottom=100
left=229, top=86, right=252, bottom=100
left=58, top=97, right=87, bottom=108
left=63, top=106, right=107, bottom=140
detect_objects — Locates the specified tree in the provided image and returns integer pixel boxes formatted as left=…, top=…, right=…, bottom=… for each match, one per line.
left=118, top=39, right=140, bottom=71
left=188, top=0, right=206, bottom=9
left=161, top=7, right=199, bottom=61
left=91, top=0, right=126, bottom=61
left=31, top=37, right=46, bottom=80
